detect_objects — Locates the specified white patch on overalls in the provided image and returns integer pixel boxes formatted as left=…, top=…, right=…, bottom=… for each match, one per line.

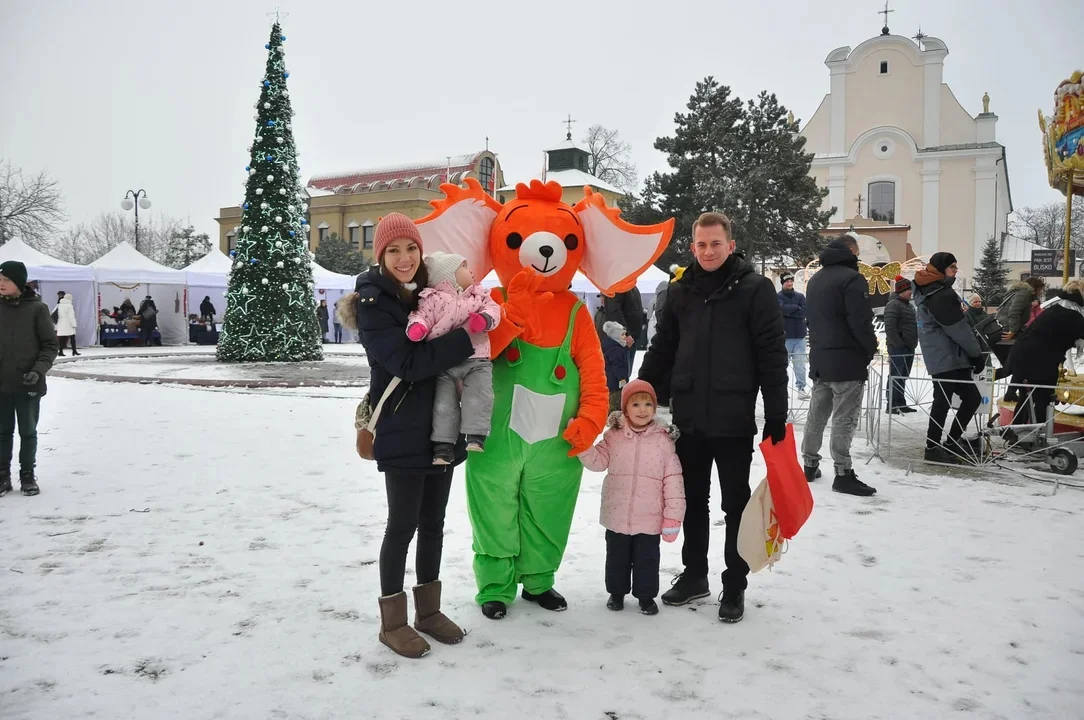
left=509, top=384, right=565, bottom=444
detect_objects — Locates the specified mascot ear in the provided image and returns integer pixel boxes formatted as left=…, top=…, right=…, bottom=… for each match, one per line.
left=415, top=178, right=501, bottom=280
left=575, top=187, right=675, bottom=295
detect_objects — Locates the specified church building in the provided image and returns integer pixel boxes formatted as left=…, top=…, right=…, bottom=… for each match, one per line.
left=800, top=22, right=1012, bottom=280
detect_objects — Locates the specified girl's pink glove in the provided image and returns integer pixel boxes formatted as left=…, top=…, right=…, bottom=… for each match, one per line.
left=406, top=322, right=428, bottom=342
left=661, top=519, right=681, bottom=543
left=467, top=312, right=489, bottom=333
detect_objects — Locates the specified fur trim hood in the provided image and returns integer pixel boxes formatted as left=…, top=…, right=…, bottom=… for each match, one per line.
left=606, top=410, right=680, bottom=441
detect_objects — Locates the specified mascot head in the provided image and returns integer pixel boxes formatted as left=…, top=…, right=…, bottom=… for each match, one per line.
left=414, top=178, right=673, bottom=296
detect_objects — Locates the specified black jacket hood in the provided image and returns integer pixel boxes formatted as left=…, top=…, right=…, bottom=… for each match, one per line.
left=819, top=240, right=858, bottom=269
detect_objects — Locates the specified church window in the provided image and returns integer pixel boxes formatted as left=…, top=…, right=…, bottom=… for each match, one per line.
left=879, top=60, right=889, bottom=74
left=868, top=181, right=895, bottom=223
left=479, top=156, right=495, bottom=195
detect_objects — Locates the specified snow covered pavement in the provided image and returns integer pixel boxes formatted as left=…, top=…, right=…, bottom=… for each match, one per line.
left=2, top=377, right=1083, bottom=719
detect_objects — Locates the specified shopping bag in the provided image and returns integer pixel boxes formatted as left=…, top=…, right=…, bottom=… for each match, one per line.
left=737, top=478, right=783, bottom=573
left=759, top=424, right=813, bottom=539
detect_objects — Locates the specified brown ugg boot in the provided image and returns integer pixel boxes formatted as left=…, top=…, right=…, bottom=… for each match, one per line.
left=378, top=592, right=430, bottom=658
left=412, top=580, right=465, bottom=645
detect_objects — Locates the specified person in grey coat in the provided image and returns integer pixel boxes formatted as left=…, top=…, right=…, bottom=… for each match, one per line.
left=912, top=252, right=986, bottom=464
left=883, top=276, right=918, bottom=414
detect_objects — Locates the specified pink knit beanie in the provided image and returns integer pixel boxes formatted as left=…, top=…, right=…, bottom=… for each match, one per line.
left=621, top=379, right=657, bottom=411
left=373, top=213, right=423, bottom=261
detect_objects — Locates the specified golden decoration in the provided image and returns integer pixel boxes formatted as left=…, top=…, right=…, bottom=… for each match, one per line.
left=857, top=262, right=902, bottom=295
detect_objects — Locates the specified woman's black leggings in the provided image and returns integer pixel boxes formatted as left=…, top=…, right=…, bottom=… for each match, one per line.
left=378, top=467, right=454, bottom=596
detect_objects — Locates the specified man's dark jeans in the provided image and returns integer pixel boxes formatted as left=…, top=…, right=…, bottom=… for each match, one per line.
left=887, top=349, right=915, bottom=410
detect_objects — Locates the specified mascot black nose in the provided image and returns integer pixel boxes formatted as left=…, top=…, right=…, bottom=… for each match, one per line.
left=539, top=245, right=554, bottom=259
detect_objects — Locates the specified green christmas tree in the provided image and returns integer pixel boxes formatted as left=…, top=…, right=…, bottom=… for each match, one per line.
left=972, top=235, right=1010, bottom=308
left=217, top=22, right=322, bottom=363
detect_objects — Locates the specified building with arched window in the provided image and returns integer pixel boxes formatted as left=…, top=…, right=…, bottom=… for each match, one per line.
left=215, top=150, right=503, bottom=260
left=800, top=25, right=1011, bottom=281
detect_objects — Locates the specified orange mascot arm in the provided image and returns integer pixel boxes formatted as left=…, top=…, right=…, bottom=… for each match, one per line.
left=561, top=303, right=608, bottom=456
left=488, top=287, right=522, bottom=358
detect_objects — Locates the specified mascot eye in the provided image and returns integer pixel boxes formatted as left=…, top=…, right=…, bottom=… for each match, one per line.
left=564, top=234, right=579, bottom=251
left=506, top=232, right=523, bottom=250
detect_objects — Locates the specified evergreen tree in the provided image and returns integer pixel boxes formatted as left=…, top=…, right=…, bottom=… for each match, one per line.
left=218, top=22, right=322, bottom=363
left=973, top=235, right=1010, bottom=307
left=314, top=232, right=369, bottom=276
left=164, top=225, right=212, bottom=269
left=632, top=78, right=833, bottom=270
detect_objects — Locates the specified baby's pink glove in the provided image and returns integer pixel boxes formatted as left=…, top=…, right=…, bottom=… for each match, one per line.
left=661, top=519, right=681, bottom=543
left=467, top=312, right=489, bottom=333
left=406, top=322, right=428, bottom=342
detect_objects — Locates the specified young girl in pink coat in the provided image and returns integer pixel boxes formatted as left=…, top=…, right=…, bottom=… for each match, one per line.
left=578, top=379, right=685, bottom=615
left=407, top=252, right=500, bottom=465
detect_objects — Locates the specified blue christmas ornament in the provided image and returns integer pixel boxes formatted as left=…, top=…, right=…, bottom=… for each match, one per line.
left=243, top=202, right=250, bottom=210
left=283, top=72, right=290, bottom=79
left=263, top=80, right=270, bottom=87
left=265, top=43, right=270, bottom=49
left=301, top=218, right=308, bottom=225
left=229, top=250, right=237, bottom=257
left=250, top=258, right=259, bottom=265
left=245, top=165, right=250, bottom=172
left=267, top=120, right=276, bottom=127
left=280, top=35, right=286, bottom=41
left=266, top=154, right=273, bottom=161
left=288, top=231, right=296, bottom=237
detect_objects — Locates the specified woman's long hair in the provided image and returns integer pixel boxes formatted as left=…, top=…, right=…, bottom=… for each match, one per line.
left=336, top=257, right=428, bottom=331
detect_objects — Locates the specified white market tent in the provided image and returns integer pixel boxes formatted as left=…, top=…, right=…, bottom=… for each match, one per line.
left=0, top=237, right=98, bottom=348
left=312, top=262, right=360, bottom=342
left=182, top=249, right=233, bottom=319
left=90, top=242, right=187, bottom=345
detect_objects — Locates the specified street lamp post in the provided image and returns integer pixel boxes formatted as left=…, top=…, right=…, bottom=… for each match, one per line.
left=120, top=189, right=152, bottom=252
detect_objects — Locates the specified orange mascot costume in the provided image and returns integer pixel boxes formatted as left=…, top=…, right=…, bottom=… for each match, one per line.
left=416, top=178, right=673, bottom=618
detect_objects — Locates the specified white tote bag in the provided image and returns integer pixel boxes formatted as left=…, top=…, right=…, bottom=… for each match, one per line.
left=737, top=478, right=784, bottom=573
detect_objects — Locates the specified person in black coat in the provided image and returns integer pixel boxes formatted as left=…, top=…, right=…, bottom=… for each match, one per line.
left=603, top=287, right=643, bottom=365
left=317, top=300, right=330, bottom=343
left=348, top=213, right=476, bottom=659
left=200, top=296, right=216, bottom=323
left=801, top=235, right=877, bottom=496
left=601, top=321, right=631, bottom=411
left=777, top=272, right=808, bottom=394
left=137, top=296, right=158, bottom=346
left=1005, top=284, right=1084, bottom=426
left=883, top=276, right=918, bottom=413
left=639, top=211, right=787, bottom=623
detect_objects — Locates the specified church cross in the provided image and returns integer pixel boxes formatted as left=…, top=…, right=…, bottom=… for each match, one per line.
left=913, top=27, right=927, bottom=49
left=562, top=114, right=577, bottom=140
left=855, top=194, right=865, bottom=216
left=878, top=1, right=894, bottom=32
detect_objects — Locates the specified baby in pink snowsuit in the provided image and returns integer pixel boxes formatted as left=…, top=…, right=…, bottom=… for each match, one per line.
left=407, top=251, right=500, bottom=465
left=578, top=379, right=685, bottom=616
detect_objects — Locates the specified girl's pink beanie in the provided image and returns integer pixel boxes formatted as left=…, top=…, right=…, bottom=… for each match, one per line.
left=621, top=379, right=657, bottom=410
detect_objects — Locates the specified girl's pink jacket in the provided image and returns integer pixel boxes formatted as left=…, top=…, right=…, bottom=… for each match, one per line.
left=579, top=411, right=685, bottom=536
left=407, top=281, right=500, bottom=359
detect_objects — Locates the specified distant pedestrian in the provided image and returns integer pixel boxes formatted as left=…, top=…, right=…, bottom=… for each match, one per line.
left=777, top=272, right=808, bottom=396
left=54, top=292, right=79, bottom=357
left=883, top=276, right=917, bottom=414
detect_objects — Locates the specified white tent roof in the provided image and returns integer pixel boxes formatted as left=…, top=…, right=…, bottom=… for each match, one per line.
left=481, top=264, right=669, bottom=295
left=0, top=237, right=95, bottom=282
left=311, top=261, right=357, bottom=290
left=90, top=241, right=185, bottom=284
left=183, top=248, right=234, bottom=287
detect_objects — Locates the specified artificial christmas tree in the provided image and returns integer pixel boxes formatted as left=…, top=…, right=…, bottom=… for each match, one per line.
left=973, top=235, right=1010, bottom=308
left=217, top=22, right=322, bottom=363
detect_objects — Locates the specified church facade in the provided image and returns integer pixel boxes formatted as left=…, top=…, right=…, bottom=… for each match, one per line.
left=800, top=29, right=1012, bottom=280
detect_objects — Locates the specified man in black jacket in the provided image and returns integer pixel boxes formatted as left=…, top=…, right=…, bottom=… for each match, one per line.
left=0, top=261, right=58, bottom=496
left=639, top=212, right=788, bottom=624
left=883, top=276, right=918, bottom=414
left=802, top=235, right=877, bottom=497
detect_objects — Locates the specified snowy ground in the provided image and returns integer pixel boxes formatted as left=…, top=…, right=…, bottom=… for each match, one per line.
left=2, top=367, right=1084, bottom=719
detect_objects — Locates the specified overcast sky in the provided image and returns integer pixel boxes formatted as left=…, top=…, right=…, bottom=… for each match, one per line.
left=2, top=0, right=1080, bottom=241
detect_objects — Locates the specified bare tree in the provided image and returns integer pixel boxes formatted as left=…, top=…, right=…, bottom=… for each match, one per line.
left=1011, top=198, right=1084, bottom=253
left=0, top=160, right=66, bottom=247
left=582, top=124, right=638, bottom=194
left=47, top=211, right=184, bottom=264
